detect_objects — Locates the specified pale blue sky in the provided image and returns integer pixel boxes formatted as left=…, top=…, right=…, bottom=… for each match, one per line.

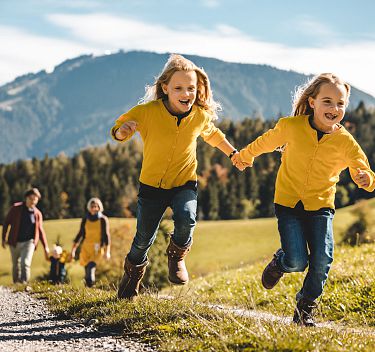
left=1, top=0, right=375, bottom=95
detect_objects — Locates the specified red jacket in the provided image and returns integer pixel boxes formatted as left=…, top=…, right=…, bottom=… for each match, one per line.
left=2, top=202, right=48, bottom=249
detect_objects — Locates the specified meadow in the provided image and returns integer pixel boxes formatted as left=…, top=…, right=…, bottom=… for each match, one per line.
left=29, top=242, right=375, bottom=351
left=3, top=199, right=375, bottom=351
left=0, top=199, right=366, bottom=286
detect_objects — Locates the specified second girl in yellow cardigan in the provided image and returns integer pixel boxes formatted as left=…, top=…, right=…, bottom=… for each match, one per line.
left=233, top=73, right=375, bottom=326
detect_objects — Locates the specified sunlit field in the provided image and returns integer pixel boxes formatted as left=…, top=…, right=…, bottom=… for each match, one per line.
left=0, top=199, right=373, bottom=286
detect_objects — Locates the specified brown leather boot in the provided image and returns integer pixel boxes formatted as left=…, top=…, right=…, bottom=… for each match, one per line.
left=166, top=239, right=191, bottom=285
left=117, top=256, right=148, bottom=300
left=261, top=248, right=284, bottom=289
left=293, top=298, right=317, bottom=327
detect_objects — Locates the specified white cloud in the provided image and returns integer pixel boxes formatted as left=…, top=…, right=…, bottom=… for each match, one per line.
left=1, top=13, right=375, bottom=97
left=215, top=24, right=242, bottom=36
left=295, top=16, right=337, bottom=40
left=0, top=25, right=95, bottom=84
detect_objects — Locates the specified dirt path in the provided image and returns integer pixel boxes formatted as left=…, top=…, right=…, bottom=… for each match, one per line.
left=0, top=286, right=156, bottom=352
left=208, top=303, right=375, bottom=337
left=160, top=294, right=375, bottom=337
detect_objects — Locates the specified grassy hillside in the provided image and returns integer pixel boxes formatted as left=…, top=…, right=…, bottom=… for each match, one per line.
left=0, top=198, right=373, bottom=286
left=171, top=244, right=375, bottom=325
left=25, top=242, right=375, bottom=352
left=4, top=198, right=375, bottom=351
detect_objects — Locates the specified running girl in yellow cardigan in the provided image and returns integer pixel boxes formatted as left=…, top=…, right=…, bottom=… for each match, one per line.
left=71, top=198, right=111, bottom=287
left=233, top=73, right=375, bottom=326
left=111, top=54, right=238, bottom=300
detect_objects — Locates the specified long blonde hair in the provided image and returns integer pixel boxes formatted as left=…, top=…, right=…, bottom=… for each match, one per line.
left=140, top=54, right=221, bottom=119
left=292, top=73, right=351, bottom=116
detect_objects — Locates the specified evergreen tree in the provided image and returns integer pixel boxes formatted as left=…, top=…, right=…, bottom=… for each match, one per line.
left=0, top=102, right=374, bottom=220
left=0, top=174, right=10, bottom=223
left=207, top=174, right=220, bottom=220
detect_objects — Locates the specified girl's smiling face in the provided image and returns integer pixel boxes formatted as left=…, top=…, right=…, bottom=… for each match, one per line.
left=88, top=202, right=100, bottom=216
left=162, top=70, right=197, bottom=114
left=308, top=82, right=348, bottom=132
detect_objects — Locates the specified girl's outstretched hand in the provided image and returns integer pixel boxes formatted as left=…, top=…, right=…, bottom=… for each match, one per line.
left=354, top=168, right=370, bottom=188
left=231, top=152, right=252, bottom=171
left=116, top=121, right=138, bottom=139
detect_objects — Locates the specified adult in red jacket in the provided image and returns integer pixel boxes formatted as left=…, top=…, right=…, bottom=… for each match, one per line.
left=2, top=188, right=50, bottom=283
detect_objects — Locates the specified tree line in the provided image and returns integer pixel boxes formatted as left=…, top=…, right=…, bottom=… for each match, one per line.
left=0, top=102, right=374, bottom=223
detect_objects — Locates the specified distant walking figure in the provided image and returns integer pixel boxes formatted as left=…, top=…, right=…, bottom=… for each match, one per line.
left=71, top=198, right=111, bottom=287
left=112, top=54, right=239, bottom=300
left=1, top=188, right=50, bottom=283
left=49, top=244, right=68, bottom=284
left=232, top=73, right=375, bottom=326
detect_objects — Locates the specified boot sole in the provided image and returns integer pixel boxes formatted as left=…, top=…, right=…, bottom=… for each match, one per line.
left=168, top=276, right=188, bottom=285
left=118, top=286, right=138, bottom=300
left=261, top=271, right=279, bottom=289
left=118, top=293, right=138, bottom=300
left=292, top=319, right=316, bottom=327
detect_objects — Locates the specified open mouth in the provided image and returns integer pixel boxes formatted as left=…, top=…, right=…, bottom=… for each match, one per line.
left=325, top=113, right=337, bottom=121
left=179, top=99, right=190, bottom=106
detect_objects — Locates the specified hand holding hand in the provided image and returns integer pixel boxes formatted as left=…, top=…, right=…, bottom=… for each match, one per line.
left=116, top=121, right=137, bottom=139
left=354, top=168, right=370, bottom=188
left=231, top=152, right=252, bottom=171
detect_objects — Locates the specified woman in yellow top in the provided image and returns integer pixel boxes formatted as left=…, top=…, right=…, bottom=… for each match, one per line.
left=71, top=198, right=111, bottom=287
left=233, top=73, right=375, bottom=327
left=111, top=54, right=239, bottom=300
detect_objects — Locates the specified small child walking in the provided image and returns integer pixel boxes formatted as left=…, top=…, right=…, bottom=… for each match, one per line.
left=232, top=73, right=375, bottom=326
left=71, top=198, right=111, bottom=287
left=49, top=244, right=68, bottom=284
left=112, top=54, right=239, bottom=299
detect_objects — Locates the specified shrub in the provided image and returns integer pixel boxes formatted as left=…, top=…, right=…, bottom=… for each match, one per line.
left=96, top=219, right=171, bottom=290
left=340, top=201, right=375, bottom=246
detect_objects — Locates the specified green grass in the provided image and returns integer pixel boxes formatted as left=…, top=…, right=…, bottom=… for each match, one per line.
left=5, top=198, right=374, bottom=351
left=170, top=244, right=375, bottom=326
left=23, top=244, right=375, bottom=352
left=0, top=218, right=136, bottom=286
left=1, top=198, right=374, bottom=286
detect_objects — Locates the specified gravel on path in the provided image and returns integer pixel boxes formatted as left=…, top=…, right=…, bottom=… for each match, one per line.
left=0, top=286, right=156, bottom=352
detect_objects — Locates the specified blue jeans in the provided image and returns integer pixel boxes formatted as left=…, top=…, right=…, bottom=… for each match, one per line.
left=274, top=202, right=335, bottom=302
left=127, top=189, right=197, bottom=265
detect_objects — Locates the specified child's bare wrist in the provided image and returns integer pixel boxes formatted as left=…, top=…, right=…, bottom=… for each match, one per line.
left=228, top=149, right=238, bottom=159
